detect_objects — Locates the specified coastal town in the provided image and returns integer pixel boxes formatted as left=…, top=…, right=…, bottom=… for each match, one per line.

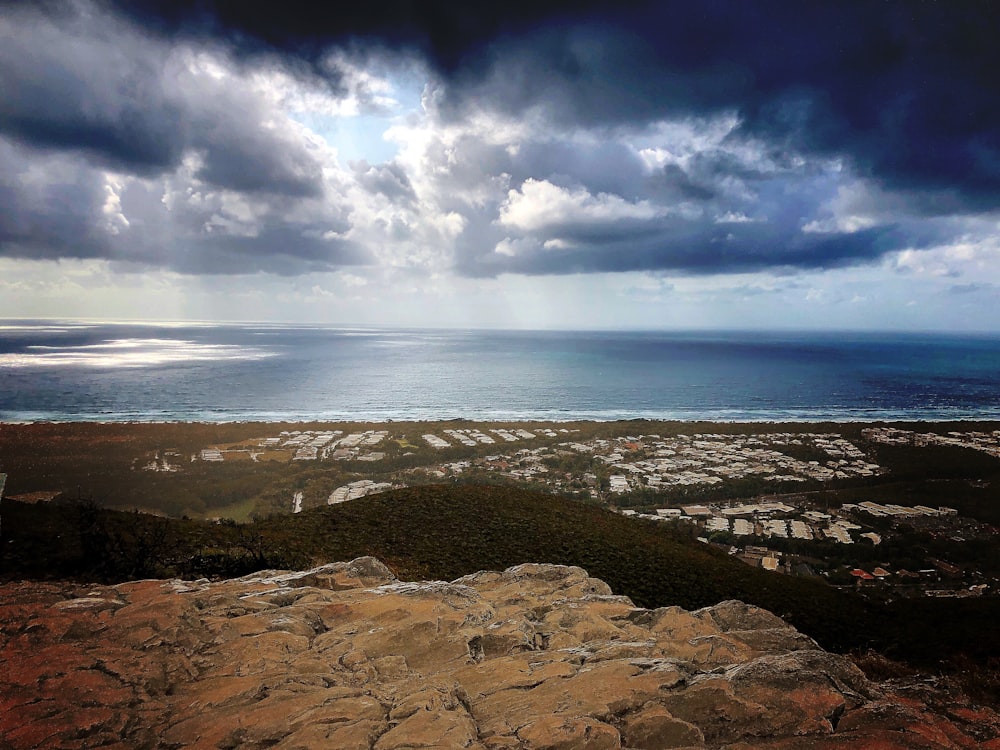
left=188, top=426, right=884, bottom=488
left=148, top=422, right=1000, bottom=601
left=864, top=426, right=1000, bottom=457
left=3, top=420, right=996, bottom=601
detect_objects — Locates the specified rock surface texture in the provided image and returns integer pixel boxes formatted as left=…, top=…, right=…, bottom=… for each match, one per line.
left=2, top=558, right=998, bottom=749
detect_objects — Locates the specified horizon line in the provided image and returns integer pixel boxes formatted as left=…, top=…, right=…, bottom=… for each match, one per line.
left=2, top=317, right=1000, bottom=337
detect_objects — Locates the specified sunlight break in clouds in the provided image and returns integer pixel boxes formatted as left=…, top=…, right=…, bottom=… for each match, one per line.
left=0, top=1, right=999, bottom=330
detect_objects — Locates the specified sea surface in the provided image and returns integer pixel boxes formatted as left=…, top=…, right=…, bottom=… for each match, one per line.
left=2, top=321, right=1000, bottom=423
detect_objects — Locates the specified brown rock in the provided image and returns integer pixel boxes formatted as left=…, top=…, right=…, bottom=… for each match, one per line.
left=701, top=599, right=791, bottom=632
left=0, top=558, right=994, bottom=749
left=517, top=714, right=621, bottom=749
left=622, top=704, right=704, bottom=748
left=274, top=719, right=383, bottom=750
left=376, top=705, right=481, bottom=749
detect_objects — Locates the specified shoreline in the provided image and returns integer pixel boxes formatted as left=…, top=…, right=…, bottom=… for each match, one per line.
left=4, top=416, right=1000, bottom=425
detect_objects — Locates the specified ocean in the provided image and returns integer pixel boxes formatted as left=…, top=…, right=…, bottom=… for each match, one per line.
left=2, top=321, right=1000, bottom=423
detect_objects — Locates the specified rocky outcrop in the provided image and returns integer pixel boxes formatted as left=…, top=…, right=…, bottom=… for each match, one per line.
left=2, top=558, right=997, bottom=749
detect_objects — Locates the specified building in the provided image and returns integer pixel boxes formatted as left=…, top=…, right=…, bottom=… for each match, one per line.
left=608, top=475, right=629, bottom=493
left=930, top=558, right=962, bottom=576
left=655, top=508, right=682, bottom=518
left=706, top=517, right=730, bottom=532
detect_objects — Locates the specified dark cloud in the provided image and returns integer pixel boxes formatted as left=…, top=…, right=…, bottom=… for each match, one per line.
left=113, top=174, right=369, bottom=274
left=189, top=114, right=324, bottom=199
left=0, top=136, right=369, bottom=275
left=0, top=142, right=111, bottom=260
left=467, top=223, right=908, bottom=278
left=644, top=164, right=717, bottom=203
left=97, top=0, right=621, bottom=71
left=451, top=1, right=1000, bottom=203
left=421, top=116, right=898, bottom=279
left=0, top=8, right=187, bottom=173
left=68, top=0, right=1000, bottom=204
left=167, top=225, right=370, bottom=276
left=1, top=0, right=994, bottom=284
left=0, top=4, right=324, bottom=197
left=508, top=141, right=650, bottom=200
left=0, top=3, right=357, bottom=275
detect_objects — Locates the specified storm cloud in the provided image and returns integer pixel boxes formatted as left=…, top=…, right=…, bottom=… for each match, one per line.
left=0, top=0, right=997, bottom=287
left=95, top=0, right=1000, bottom=201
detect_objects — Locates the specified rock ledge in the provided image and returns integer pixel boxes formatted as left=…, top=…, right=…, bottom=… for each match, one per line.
left=2, top=558, right=997, bottom=748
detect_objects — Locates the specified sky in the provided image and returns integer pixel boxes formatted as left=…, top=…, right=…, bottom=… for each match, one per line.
left=1, top=0, right=999, bottom=331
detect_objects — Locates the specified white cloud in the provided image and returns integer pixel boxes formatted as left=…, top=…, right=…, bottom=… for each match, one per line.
left=802, top=216, right=877, bottom=234
left=633, top=114, right=741, bottom=171
left=542, top=239, right=572, bottom=250
left=715, top=211, right=759, bottom=224
left=498, top=179, right=664, bottom=233
left=802, top=181, right=904, bottom=234
left=494, top=237, right=539, bottom=257
left=101, top=173, right=130, bottom=234
left=889, top=235, right=1000, bottom=278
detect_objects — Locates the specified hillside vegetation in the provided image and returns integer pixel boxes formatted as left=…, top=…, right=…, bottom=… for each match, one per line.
left=5, top=482, right=1000, bottom=690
